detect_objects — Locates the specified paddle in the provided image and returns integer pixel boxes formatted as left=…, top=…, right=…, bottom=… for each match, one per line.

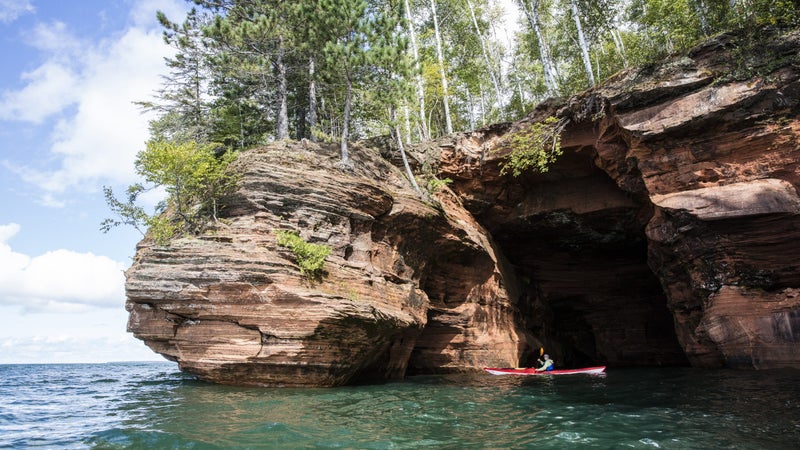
left=516, top=346, right=545, bottom=370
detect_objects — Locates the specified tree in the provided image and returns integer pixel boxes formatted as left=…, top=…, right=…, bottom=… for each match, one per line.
left=501, top=116, right=568, bottom=176
left=519, top=0, right=560, bottom=96
left=403, top=0, right=429, bottom=140
left=318, top=0, right=369, bottom=164
left=466, top=0, right=503, bottom=103
left=569, top=0, right=595, bottom=87
left=103, top=141, right=239, bottom=244
left=141, top=8, right=211, bottom=143
left=430, top=0, right=453, bottom=134
left=204, top=1, right=297, bottom=141
left=132, top=0, right=797, bottom=160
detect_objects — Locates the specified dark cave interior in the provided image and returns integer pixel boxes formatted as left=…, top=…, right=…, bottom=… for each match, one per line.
left=459, top=146, right=689, bottom=368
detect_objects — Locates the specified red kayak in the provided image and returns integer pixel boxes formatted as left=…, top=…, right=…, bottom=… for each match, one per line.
left=483, top=366, right=606, bottom=376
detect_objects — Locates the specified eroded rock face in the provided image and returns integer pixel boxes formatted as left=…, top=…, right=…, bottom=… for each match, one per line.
left=126, top=141, right=529, bottom=386
left=126, top=28, right=800, bottom=382
left=428, top=27, right=800, bottom=370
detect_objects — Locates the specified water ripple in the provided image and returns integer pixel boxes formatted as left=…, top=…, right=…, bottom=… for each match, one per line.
left=0, top=364, right=799, bottom=449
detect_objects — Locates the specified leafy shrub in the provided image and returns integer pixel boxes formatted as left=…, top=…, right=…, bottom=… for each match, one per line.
left=102, top=140, right=239, bottom=245
left=275, top=230, right=331, bottom=278
left=501, top=116, right=567, bottom=177
left=146, top=216, right=179, bottom=246
left=426, top=177, right=453, bottom=193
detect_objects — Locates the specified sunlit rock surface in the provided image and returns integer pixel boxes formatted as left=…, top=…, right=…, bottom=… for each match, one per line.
left=428, top=27, right=800, bottom=370
left=126, top=28, right=800, bottom=385
left=126, top=142, right=529, bottom=386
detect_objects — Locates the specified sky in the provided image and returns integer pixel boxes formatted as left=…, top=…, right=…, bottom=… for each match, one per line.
left=0, top=0, right=189, bottom=363
left=0, top=0, right=521, bottom=364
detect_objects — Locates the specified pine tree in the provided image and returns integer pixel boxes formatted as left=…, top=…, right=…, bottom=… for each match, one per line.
left=142, top=8, right=211, bottom=143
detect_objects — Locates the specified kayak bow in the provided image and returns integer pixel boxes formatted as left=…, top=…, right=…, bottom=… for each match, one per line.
left=483, top=366, right=606, bottom=376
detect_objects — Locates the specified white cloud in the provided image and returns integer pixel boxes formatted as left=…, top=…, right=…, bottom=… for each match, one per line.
left=0, top=222, right=20, bottom=241
left=51, top=27, right=173, bottom=187
left=28, top=20, right=82, bottom=53
left=0, top=223, right=127, bottom=312
left=0, top=0, right=34, bottom=24
left=131, top=0, right=188, bottom=28
left=1, top=0, right=186, bottom=196
left=0, top=60, right=80, bottom=123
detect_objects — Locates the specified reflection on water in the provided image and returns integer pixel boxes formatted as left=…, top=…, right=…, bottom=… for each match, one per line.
left=0, top=362, right=798, bottom=449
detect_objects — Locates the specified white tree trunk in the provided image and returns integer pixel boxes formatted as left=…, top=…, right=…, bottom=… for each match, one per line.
left=275, top=36, right=288, bottom=140
left=570, top=0, right=595, bottom=87
left=512, top=52, right=526, bottom=113
left=694, top=0, right=709, bottom=35
left=392, top=108, right=423, bottom=196
left=308, top=57, right=318, bottom=141
left=340, top=73, right=352, bottom=165
left=610, top=26, right=627, bottom=66
left=466, top=0, right=503, bottom=105
left=466, top=87, right=476, bottom=130
left=479, top=84, right=487, bottom=126
left=520, top=0, right=559, bottom=96
left=431, top=0, right=453, bottom=134
left=405, top=0, right=429, bottom=141
left=403, top=104, right=412, bottom=144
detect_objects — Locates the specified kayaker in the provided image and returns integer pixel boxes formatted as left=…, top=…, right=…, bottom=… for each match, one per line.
left=535, top=354, right=554, bottom=372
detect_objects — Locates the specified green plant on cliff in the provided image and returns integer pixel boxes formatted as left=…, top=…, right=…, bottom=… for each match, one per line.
left=426, top=176, right=453, bottom=193
left=501, top=116, right=568, bottom=177
left=102, top=140, right=239, bottom=245
left=275, top=230, right=331, bottom=278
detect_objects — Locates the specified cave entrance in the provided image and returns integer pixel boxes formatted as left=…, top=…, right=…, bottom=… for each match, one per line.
left=472, top=146, right=688, bottom=368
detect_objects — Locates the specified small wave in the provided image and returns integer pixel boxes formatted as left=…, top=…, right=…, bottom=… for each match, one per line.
left=92, top=378, right=119, bottom=383
left=87, top=428, right=224, bottom=449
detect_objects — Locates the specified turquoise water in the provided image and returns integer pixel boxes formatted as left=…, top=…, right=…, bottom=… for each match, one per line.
left=1, top=362, right=798, bottom=449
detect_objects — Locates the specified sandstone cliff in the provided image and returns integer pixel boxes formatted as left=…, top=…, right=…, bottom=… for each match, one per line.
left=126, top=141, right=530, bottom=386
left=126, top=27, right=800, bottom=385
left=425, top=27, right=800, bottom=370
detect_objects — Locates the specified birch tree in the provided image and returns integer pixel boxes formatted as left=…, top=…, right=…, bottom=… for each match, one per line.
left=466, top=0, right=503, bottom=103
left=518, top=0, right=560, bottom=96
left=404, top=0, right=430, bottom=140
left=570, top=0, right=595, bottom=86
left=430, top=0, right=454, bottom=134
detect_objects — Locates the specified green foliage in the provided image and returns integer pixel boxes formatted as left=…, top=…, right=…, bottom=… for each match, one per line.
left=426, top=177, right=453, bottom=192
left=501, top=116, right=566, bottom=177
left=103, top=140, right=239, bottom=245
left=101, top=184, right=150, bottom=236
left=135, top=140, right=238, bottom=222
left=140, top=8, right=211, bottom=143
left=275, top=230, right=332, bottom=278
left=140, top=0, right=798, bottom=158
left=146, top=216, right=180, bottom=246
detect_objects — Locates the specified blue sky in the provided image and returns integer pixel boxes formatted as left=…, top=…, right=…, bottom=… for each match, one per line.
left=0, top=0, right=189, bottom=363
left=0, top=0, right=522, bottom=364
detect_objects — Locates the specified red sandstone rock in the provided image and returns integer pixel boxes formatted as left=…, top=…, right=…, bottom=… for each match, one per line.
left=125, top=141, right=529, bottom=386
left=126, top=28, right=800, bottom=383
left=429, top=27, right=800, bottom=370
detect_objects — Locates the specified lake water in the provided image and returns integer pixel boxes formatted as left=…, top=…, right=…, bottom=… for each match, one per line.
left=1, top=361, right=798, bottom=449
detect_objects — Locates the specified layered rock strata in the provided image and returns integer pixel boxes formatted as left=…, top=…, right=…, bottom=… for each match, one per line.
left=428, top=28, right=800, bottom=369
left=126, top=28, right=800, bottom=384
left=126, top=142, right=529, bottom=386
